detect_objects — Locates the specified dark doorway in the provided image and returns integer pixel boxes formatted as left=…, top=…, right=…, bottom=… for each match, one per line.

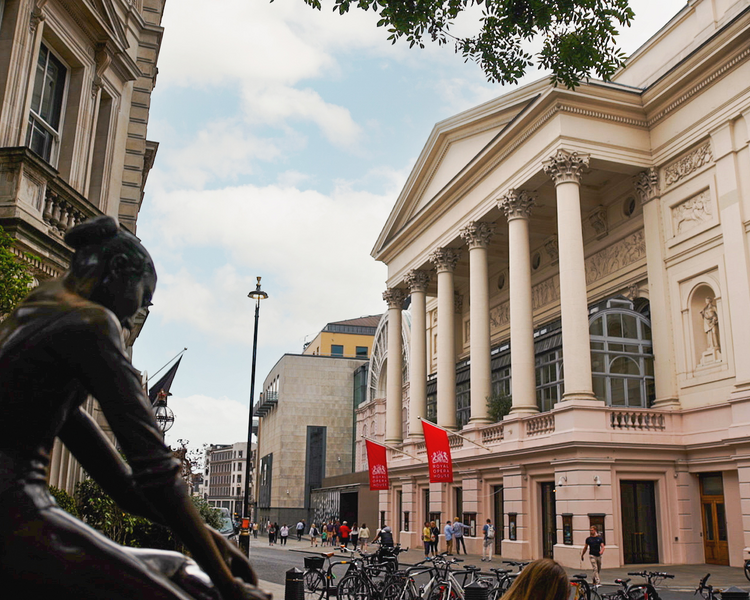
left=541, top=482, right=556, bottom=559
left=621, top=480, right=659, bottom=564
left=493, top=485, right=504, bottom=555
left=340, top=491, right=358, bottom=527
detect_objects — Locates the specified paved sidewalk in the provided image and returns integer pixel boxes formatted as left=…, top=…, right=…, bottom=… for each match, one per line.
left=247, top=535, right=750, bottom=592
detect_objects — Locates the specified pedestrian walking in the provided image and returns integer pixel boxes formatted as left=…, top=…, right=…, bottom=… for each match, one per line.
left=481, top=519, right=495, bottom=562
left=581, top=526, right=604, bottom=585
left=350, top=523, right=359, bottom=549
left=444, top=519, right=454, bottom=555
left=296, top=519, right=305, bottom=542
left=326, top=521, right=335, bottom=546
left=339, top=521, right=351, bottom=548
left=358, top=523, right=370, bottom=550
left=310, top=523, right=320, bottom=547
left=280, top=524, right=289, bottom=545
left=253, top=521, right=259, bottom=539
left=452, top=518, right=469, bottom=555
left=422, top=522, right=432, bottom=556
left=268, top=521, right=276, bottom=545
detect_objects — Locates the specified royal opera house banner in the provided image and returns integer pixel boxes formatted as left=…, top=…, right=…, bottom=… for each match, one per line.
left=365, top=439, right=390, bottom=490
left=421, top=420, right=453, bottom=483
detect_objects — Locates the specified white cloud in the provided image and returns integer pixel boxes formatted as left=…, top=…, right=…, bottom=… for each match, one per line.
left=164, top=394, right=250, bottom=451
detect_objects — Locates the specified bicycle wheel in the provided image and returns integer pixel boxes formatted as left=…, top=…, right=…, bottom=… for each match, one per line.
left=337, top=574, right=371, bottom=600
left=382, top=578, right=417, bottom=600
left=304, top=569, right=326, bottom=600
left=428, top=582, right=461, bottom=600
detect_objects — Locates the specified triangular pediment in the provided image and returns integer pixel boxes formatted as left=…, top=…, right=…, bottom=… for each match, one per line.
left=374, top=89, right=544, bottom=257
left=88, top=0, right=130, bottom=50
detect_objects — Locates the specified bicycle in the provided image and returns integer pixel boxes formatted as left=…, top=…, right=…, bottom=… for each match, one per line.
left=381, top=556, right=441, bottom=600
left=427, top=555, right=469, bottom=600
left=600, top=577, right=633, bottom=600
left=625, top=571, right=674, bottom=600
left=695, top=574, right=722, bottom=600
left=303, top=550, right=357, bottom=600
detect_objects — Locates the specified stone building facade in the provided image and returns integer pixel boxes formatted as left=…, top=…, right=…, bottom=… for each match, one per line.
left=0, top=0, right=166, bottom=492
left=364, top=0, right=750, bottom=568
left=206, top=441, right=251, bottom=517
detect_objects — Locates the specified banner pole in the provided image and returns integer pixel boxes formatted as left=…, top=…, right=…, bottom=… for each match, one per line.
left=417, top=416, right=493, bottom=452
left=362, top=435, right=424, bottom=461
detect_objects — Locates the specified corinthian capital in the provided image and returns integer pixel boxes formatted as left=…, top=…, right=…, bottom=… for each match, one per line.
left=498, top=190, right=535, bottom=220
left=429, top=247, right=461, bottom=273
left=383, top=287, right=407, bottom=309
left=460, top=221, right=495, bottom=249
left=633, top=168, right=660, bottom=205
left=542, top=149, right=590, bottom=185
left=405, top=269, right=431, bottom=293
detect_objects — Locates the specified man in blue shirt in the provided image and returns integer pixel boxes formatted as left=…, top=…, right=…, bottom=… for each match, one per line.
left=443, top=519, right=454, bottom=555
left=452, top=518, right=470, bottom=555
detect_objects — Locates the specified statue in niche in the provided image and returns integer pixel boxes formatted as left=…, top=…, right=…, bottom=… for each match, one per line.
left=0, top=216, right=266, bottom=599
left=699, top=296, right=721, bottom=366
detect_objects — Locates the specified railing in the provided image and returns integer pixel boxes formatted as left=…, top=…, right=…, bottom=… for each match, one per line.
left=481, top=423, right=505, bottom=444
left=416, top=442, right=426, bottom=454
left=526, top=414, right=555, bottom=436
left=610, top=410, right=666, bottom=431
left=449, top=435, right=464, bottom=449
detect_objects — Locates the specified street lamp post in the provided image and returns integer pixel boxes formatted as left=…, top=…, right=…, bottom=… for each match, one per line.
left=242, top=277, right=267, bottom=522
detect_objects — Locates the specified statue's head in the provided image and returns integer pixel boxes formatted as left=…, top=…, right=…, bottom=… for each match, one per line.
left=64, top=216, right=156, bottom=328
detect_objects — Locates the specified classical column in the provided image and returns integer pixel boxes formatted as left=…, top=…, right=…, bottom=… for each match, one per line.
left=542, top=149, right=596, bottom=402
left=429, top=247, right=461, bottom=430
left=383, top=287, right=407, bottom=444
left=405, top=270, right=431, bottom=437
left=460, top=221, right=495, bottom=424
left=499, top=190, right=539, bottom=414
left=634, top=168, right=679, bottom=407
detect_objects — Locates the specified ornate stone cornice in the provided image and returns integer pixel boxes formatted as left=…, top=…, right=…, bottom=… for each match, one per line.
left=383, top=287, right=407, bottom=309
left=459, top=221, right=495, bottom=249
left=542, top=149, right=590, bottom=185
left=454, top=292, right=463, bottom=314
left=405, top=270, right=431, bottom=293
left=429, top=247, right=461, bottom=273
left=544, top=236, right=559, bottom=261
left=633, top=168, right=660, bottom=205
left=499, top=189, right=535, bottom=220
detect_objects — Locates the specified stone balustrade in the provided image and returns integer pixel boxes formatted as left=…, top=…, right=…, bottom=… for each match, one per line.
left=481, top=424, right=505, bottom=444
left=449, top=435, right=464, bottom=449
left=609, top=409, right=666, bottom=431
left=526, top=414, right=555, bottom=436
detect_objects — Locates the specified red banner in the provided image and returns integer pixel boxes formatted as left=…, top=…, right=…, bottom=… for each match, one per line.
left=422, top=420, right=453, bottom=483
left=366, top=440, right=390, bottom=490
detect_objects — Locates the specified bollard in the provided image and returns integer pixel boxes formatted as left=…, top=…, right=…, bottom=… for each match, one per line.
left=722, top=587, right=750, bottom=600
left=285, top=567, right=305, bottom=600
left=239, top=518, right=251, bottom=556
left=464, top=580, right=490, bottom=600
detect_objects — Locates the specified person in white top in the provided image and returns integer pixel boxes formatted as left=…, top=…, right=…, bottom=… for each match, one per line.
left=279, top=524, right=289, bottom=546
left=358, top=523, right=370, bottom=550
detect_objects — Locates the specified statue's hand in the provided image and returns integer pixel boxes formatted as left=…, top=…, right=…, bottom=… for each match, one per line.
left=207, top=527, right=258, bottom=586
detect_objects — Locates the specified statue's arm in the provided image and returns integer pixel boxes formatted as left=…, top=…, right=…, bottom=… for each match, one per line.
left=58, top=407, right=165, bottom=523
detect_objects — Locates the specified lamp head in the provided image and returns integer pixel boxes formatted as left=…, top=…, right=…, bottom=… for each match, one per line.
left=248, top=276, right=268, bottom=301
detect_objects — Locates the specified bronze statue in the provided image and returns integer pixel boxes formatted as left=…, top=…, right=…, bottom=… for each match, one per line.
left=0, top=216, right=267, bottom=599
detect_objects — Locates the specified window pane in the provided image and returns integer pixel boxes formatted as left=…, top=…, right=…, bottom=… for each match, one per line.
left=609, top=343, right=624, bottom=352
left=716, top=503, right=727, bottom=541
left=703, top=504, right=715, bottom=540
left=356, top=346, right=368, bottom=357
left=607, top=314, right=623, bottom=337
left=40, top=51, right=66, bottom=128
left=590, top=341, right=604, bottom=350
left=622, top=314, right=638, bottom=339
left=642, top=323, right=652, bottom=340
left=644, top=357, right=654, bottom=377
left=701, top=474, right=723, bottom=496
left=627, top=378, right=643, bottom=407
left=590, top=316, right=603, bottom=336
left=591, top=352, right=605, bottom=373
left=31, top=46, right=48, bottom=114
left=331, top=344, right=344, bottom=356
left=624, top=344, right=640, bottom=354
left=593, top=376, right=606, bottom=401
left=610, top=378, right=625, bottom=405
left=610, top=357, right=640, bottom=375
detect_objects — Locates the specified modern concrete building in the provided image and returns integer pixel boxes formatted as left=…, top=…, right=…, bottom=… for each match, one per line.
left=364, top=0, right=750, bottom=569
left=0, top=0, right=166, bottom=493
left=254, top=325, right=373, bottom=525
left=206, top=441, right=252, bottom=516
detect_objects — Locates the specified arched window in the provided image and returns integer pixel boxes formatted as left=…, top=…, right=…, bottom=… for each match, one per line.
left=589, top=298, right=655, bottom=407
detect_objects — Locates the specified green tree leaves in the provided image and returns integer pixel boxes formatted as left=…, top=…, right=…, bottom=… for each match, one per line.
left=293, top=0, right=635, bottom=87
left=0, top=225, right=34, bottom=317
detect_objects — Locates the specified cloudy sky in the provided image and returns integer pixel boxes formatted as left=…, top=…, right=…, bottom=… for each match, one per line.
left=132, top=0, right=687, bottom=452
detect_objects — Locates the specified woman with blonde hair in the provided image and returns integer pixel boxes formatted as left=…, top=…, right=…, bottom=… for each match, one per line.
left=502, top=558, right=569, bottom=600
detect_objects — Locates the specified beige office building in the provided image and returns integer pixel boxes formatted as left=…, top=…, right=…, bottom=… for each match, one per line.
left=363, top=0, right=750, bottom=568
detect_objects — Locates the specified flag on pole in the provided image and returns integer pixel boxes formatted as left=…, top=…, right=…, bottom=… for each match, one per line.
left=365, top=439, right=390, bottom=490
left=421, top=419, right=453, bottom=483
left=148, top=356, right=183, bottom=406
